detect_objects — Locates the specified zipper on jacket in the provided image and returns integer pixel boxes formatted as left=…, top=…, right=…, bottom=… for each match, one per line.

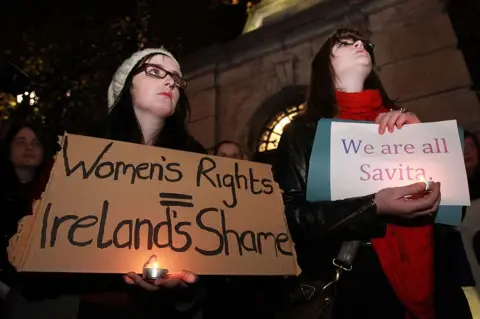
left=327, top=197, right=376, bottom=232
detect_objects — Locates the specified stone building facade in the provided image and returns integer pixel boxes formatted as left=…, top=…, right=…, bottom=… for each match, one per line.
left=181, top=0, right=480, bottom=161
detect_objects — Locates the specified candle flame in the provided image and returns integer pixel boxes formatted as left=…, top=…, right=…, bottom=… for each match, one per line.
left=143, top=255, right=160, bottom=270
left=418, top=176, right=432, bottom=191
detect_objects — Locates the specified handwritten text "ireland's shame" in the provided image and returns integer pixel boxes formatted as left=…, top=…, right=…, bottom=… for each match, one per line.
left=39, top=200, right=292, bottom=258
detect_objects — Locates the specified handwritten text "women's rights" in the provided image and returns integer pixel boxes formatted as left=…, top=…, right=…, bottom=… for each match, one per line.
left=61, top=137, right=274, bottom=208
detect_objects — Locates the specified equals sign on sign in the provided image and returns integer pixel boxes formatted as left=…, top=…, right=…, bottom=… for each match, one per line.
left=159, top=192, right=194, bottom=207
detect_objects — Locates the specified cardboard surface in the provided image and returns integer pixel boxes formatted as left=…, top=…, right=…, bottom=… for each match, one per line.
left=8, top=133, right=299, bottom=275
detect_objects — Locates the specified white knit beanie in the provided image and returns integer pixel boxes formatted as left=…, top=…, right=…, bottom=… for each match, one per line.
left=107, top=47, right=182, bottom=112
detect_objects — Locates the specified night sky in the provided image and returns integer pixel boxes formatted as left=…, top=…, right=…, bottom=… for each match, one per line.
left=1, top=0, right=254, bottom=58
left=0, top=0, right=260, bottom=129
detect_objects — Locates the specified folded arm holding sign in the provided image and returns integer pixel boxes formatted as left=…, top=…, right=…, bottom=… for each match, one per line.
left=275, top=108, right=438, bottom=243
left=275, top=117, right=440, bottom=243
left=375, top=181, right=441, bottom=217
left=375, top=108, right=419, bottom=134
left=374, top=109, right=442, bottom=217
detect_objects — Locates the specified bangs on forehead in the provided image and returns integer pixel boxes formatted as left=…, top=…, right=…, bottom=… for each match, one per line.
left=137, top=53, right=180, bottom=74
left=328, top=28, right=375, bottom=61
left=331, top=29, right=366, bottom=43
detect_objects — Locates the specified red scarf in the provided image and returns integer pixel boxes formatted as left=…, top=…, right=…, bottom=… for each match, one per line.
left=336, top=90, right=435, bottom=319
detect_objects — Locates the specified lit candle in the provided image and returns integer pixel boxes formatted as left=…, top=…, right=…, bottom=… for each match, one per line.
left=404, top=177, right=434, bottom=200
left=423, top=180, right=433, bottom=191
left=142, top=255, right=168, bottom=281
left=416, top=175, right=433, bottom=191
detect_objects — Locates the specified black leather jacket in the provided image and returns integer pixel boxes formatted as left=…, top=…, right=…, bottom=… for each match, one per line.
left=273, top=117, right=387, bottom=280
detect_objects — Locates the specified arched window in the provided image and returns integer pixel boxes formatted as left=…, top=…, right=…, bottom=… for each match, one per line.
left=257, top=103, right=305, bottom=152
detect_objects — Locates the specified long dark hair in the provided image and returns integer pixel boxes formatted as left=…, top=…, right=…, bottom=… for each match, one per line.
left=305, top=28, right=397, bottom=120
left=90, top=53, right=194, bottom=151
left=464, top=130, right=480, bottom=200
left=465, top=131, right=480, bottom=176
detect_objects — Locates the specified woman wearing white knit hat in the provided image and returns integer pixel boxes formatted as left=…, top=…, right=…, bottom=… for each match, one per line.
left=82, top=48, right=206, bottom=317
left=6, top=48, right=206, bottom=319
left=100, top=47, right=204, bottom=152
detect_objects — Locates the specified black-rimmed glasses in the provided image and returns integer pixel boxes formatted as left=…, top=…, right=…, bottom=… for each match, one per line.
left=136, top=63, right=187, bottom=89
left=337, top=37, right=375, bottom=59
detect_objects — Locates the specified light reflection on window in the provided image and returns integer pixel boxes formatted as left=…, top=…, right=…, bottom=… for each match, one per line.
left=257, top=104, right=305, bottom=152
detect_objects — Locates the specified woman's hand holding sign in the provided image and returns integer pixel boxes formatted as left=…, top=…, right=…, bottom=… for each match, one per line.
left=373, top=109, right=441, bottom=217
left=375, top=108, right=420, bottom=134
left=375, top=181, right=441, bottom=218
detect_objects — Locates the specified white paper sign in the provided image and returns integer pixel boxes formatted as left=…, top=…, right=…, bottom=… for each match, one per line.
left=330, top=120, right=470, bottom=205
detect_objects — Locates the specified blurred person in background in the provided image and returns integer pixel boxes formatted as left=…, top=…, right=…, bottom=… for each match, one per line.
left=214, top=140, right=245, bottom=159
left=0, top=123, right=48, bottom=315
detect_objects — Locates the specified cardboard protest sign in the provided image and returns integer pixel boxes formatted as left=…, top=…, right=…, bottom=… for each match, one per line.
left=306, top=119, right=469, bottom=226
left=8, top=133, right=299, bottom=275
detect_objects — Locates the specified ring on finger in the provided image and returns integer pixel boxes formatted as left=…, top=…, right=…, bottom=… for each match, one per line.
left=399, top=107, right=408, bottom=113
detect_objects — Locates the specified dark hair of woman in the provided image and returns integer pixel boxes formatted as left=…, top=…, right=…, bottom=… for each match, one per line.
left=464, top=130, right=480, bottom=201
left=305, top=28, right=397, bottom=120
left=465, top=130, right=480, bottom=177
left=214, top=140, right=241, bottom=155
left=90, top=53, right=197, bottom=152
left=0, top=122, right=47, bottom=184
